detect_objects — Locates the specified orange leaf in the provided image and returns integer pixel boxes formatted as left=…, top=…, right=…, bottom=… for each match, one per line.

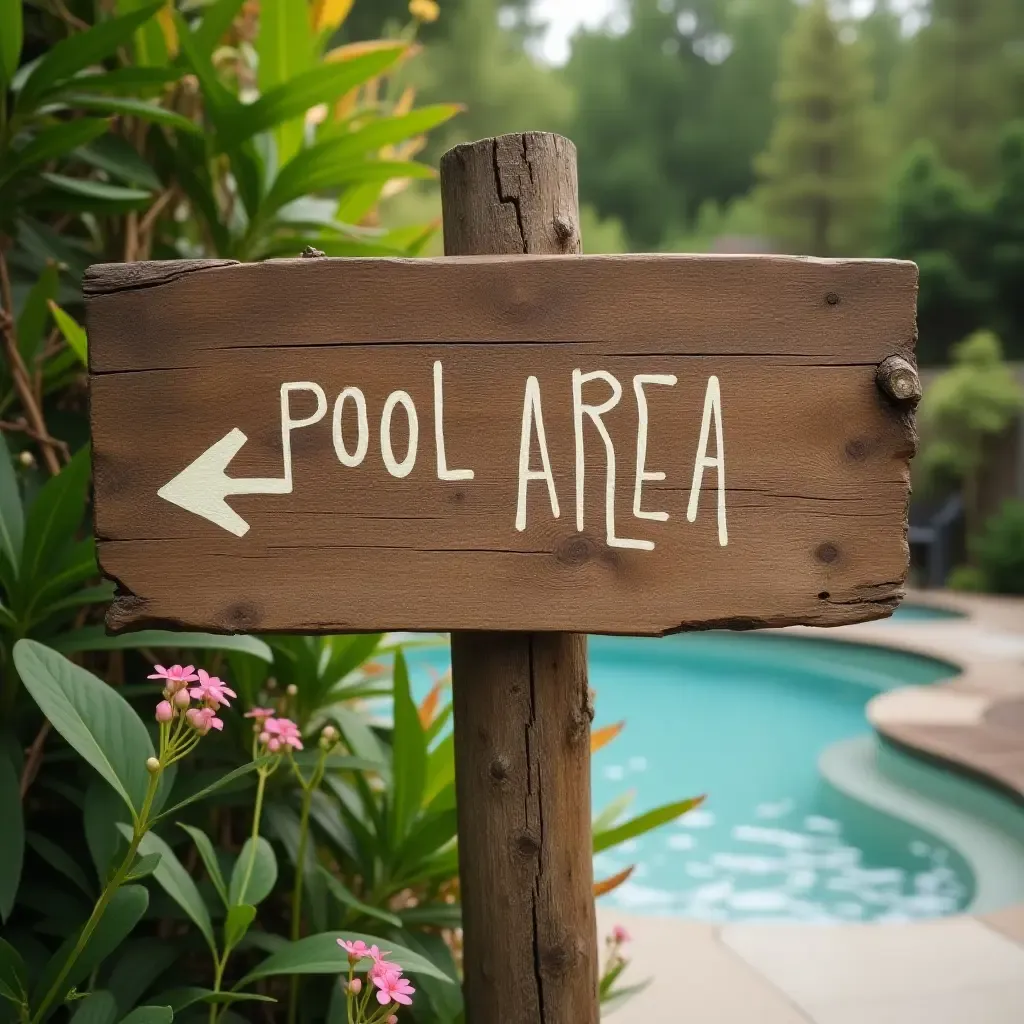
left=325, top=40, right=418, bottom=64
left=418, top=680, right=442, bottom=728
left=156, top=3, right=178, bottom=58
left=393, top=85, right=417, bottom=117
left=594, top=864, right=634, bottom=898
left=311, top=0, right=355, bottom=34
left=591, top=721, right=625, bottom=754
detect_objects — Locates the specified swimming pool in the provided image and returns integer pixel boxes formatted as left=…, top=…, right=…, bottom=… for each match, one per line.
left=889, top=603, right=966, bottom=623
left=404, top=632, right=973, bottom=924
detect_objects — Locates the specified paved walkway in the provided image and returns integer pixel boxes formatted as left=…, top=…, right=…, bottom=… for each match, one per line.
left=599, top=591, right=1024, bottom=1023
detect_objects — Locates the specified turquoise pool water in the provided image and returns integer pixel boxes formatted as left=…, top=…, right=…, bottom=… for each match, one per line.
left=404, top=633, right=972, bottom=924
left=889, top=603, right=966, bottom=623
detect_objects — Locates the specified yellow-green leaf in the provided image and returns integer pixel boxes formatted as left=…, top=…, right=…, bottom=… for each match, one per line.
left=48, top=300, right=88, bottom=365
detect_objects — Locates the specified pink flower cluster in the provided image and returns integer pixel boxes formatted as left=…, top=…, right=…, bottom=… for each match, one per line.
left=245, top=706, right=303, bottom=753
left=150, top=665, right=236, bottom=735
left=337, top=939, right=415, bottom=1014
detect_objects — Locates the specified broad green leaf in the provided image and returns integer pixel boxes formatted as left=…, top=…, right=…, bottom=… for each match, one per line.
left=84, top=778, right=129, bottom=883
left=33, top=885, right=149, bottom=1005
left=48, top=301, right=87, bottom=365
left=116, top=0, right=170, bottom=68
left=267, top=158, right=432, bottom=217
left=223, top=47, right=407, bottom=148
left=78, top=135, right=162, bottom=191
left=390, top=650, right=427, bottom=843
left=318, top=867, right=401, bottom=928
left=0, top=118, right=110, bottom=185
left=68, top=94, right=199, bottom=133
left=173, top=9, right=242, bottom=131
left=36, top=582, right=116, bottom=626
left=327, top=705, right=388, bottom=769
left=55, top=67, right=180, bottom=95
left=15, top=261, right=60, bottom=365
left=14, top=640, right=153, bottom=815
left=150, top=758, right=268, bottom=824
left=0, top=0, right=22, bottom=90
left=600, top=979, right=653, bottom=1015
left=229, top=836, right=277, bottom=906
left=106, top=937, right=179, bottom=1014
left=18, top=2, right=165, bottom=107
left=0, top=937, right=27, bottom=1007
left=179, top=824, right=228, bottom=905
left=124, top=851, right=161, bottom=882
left=0, top=751, right=23, bottom=923
left=28, top=537, right=100, bottom=617
left=593, top=796, right=705, bottom=855
left=20, top=442, right=90, bottom=587
left=118, top=1006, right=173, bottom=1024
left=26, top=831, right=93, bottom=897
left=258, top=0, right=314, bottom=166
left=191, top=0, right=246, bottom=57
left=126, top=827, right=216, bottom=954
left=53, top=626, right=273, bottom=661
left=396, top=808, right=457, bottom=877
left=223, top=903, right=256, bottom=952
left=237, top=931, right=454, bottom=987
left=335, top=180, right=384, bottom=224
left=158, top=988, right=275, bottom=1014
left=70, top=990, right=118, bottom=1024
left=37, top=172, right=152, bottom=211
left=0, top=435, right=23, bottom=578
left=592, top=790, right=635, bottom=834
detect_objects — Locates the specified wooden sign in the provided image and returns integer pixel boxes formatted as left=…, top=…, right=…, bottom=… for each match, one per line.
left=85, top=253, right=918, bottom=636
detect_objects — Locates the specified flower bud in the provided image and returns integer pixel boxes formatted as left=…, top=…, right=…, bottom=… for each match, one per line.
left=155, top=700, right=173, bottom=723
left=145, top=756, right=161, bottom=774
left=388, top=1016, right=398, bottom=1024
left=18, top=450, right=35, bottom=468
left=322, top=725, right=338, bottom=742
left=347, top=978, right=362, bottom=995
left=268, top=737, right=281, bottom=753
left=173, top=688, right=191, bottom=709
left=286, top=683, right=298, bottom=696
left=258, top=731, right=270, bottom=745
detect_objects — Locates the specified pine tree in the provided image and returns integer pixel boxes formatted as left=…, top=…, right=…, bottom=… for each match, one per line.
left=892, top=0, right=1021, bottom=185
left=755, top=0, right=880, bottom=256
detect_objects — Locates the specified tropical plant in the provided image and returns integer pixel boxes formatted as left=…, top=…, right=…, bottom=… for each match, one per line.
left=972, top=499, right=1024, bottom=595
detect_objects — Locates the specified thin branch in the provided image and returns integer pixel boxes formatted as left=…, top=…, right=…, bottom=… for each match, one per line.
left=0, top=418, right=72, bottom=461
left=20, top=721, right=52, bottom=798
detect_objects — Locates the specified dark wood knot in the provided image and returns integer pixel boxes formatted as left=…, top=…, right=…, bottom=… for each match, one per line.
left=875, top=355, right=922, bottom=405
left=553, top=214, right=575, bottom=248
left=221, top=601, right=263, bottom=631
left=514, top=831, right=541, bottom=858
left=489, top=755, right=510, bottom=783
left=816, top=542, right=839, bottom=564
left=825, top=291, right=841, bottom=306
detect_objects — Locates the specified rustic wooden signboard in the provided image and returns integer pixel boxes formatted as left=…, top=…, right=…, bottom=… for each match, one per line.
left=85, top=252, right=919, bottom=636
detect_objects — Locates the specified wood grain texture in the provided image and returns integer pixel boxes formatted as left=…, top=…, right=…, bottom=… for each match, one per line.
left=443, top=133, right=597, bottom=1024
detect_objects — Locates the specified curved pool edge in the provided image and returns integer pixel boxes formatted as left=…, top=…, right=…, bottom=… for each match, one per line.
left=819, top=736, right=1024, bottom=914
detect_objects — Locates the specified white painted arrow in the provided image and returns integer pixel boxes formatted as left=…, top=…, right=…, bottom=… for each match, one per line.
left=157, top=382, right=328, bottom=537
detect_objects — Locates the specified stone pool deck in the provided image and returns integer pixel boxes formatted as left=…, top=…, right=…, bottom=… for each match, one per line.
left=599, top=590, right=1024, bottom=1023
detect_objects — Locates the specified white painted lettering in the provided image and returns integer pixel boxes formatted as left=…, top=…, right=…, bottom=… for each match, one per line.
left=687, top=375, right=728, bottom=546
left=332, top=387, right=369, bottom=467
left=515, top=375, right=559, bottom=531
left=280, top=382, right=328, bottom=488
left=433, top=361, right=474, bottom=481
left=380, top=390, right=418, bottom=479
left=572, top=369, right=651, bottom=550
left=632, top=373, right=677, bottom=526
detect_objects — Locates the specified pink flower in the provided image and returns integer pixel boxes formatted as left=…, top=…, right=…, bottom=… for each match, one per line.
left=264, top=716, right=303, bottom=751
left=245, top=706, right=276, bottom=721
left=372, top=968, right=415, bottom=1006
left=148, top=664, right=199, bottom=693
left=186, top=707, right=224, bottom=735
left=347, top=978, right=362, bottom=995
left=387, top=1017, right=398, bottom=1024
left=612, top=925, right=630, bottom=944
left=189, top=669, right=236, bottom=709
left=155, top=700, right=173, bottom=723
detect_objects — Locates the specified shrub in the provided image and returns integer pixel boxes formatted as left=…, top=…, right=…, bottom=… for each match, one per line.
left=973, top=500, right=1024, bottom=595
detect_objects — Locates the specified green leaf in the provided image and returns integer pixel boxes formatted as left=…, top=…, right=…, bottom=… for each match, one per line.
left=389, top=649, right=427, bottom=844
left=228, top=836, right=277, bottom=906
left=26, top=831, right=93, bottom=897
left=37, top=172, right=153, bottom=211
left=593, top=796, right=705, bottom=855
left=28, top=537, right=100, bottom=617
left=33, top=885, right=149, bottom=1005
left=172, top=9, right=241, bottom=132
left=0, top=119, right=110, bottom=185
left=17, top=2, right=165, bottom=107
left=317, top=867, right=401, bottom=928
left=592, top=790, right=634, bottom=834
left=179, top=824, right=228, bottom=906
left=78, top=134, right=162, bottom=190
left=15, top=261, right=60, bottom=366
left=117, top=0, right=169, bottom=68
left=0, top=937, right=27, bottom=1007
left=20, top=442, right=90, bottom=588
left=258, top=0, right=314, bottom=167
left=124, top=851, right=161, bottom=882
left=48, top=301, right=87, bottom=365
left=0, top=0, right=22, bottom=91
left=158, top=988, right=275, bottom=1014
left=53, top=627, right=273, bottom=661
left=55, top=67, right=180, bottom=95
left=191, top=0, right=246, bottom=57
left=125, top=826, right=216, bottom=954
left=0, top=435, right=23, bottom=580
left=70, top=990, right=117, bottom=1024
left=237, top=931, right=454, bottom=987
left=36, top=582, right=116, bottom=626
left=223, top=47, right=407, bottom=148
left=223, top=904, right=256, bottom=952
left=150, top=758, right=268, bottom=825
left=68, top=94, right=200, bottom=134
left=106, top=938, right=179, bottom=1014
left=84, top=778, right=129, bottom=883
left=117, top=1007, right=173, bottom=1024
left=14, top=640, right=153, bottom=816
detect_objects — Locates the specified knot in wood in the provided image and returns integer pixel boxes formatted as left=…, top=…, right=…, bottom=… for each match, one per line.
left=816, top=542, right=839, bottom=564
left=514, top=830, right=542, bottom=859
left=489, top=755, right=510, bottom=783
left=875, top=355, right=922, bottom=405
left=553, top=214, right=575, bottom=248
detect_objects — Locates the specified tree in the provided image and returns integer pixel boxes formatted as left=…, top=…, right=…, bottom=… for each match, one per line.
left=990, top=122, right=1024, bottom=350
left=891, top=0, right=1021, bottom=185
left=755, top=0, right=880, bottom=256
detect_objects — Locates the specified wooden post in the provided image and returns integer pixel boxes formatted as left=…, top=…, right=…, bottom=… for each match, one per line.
left=440, top=134, right=599, bottom=1024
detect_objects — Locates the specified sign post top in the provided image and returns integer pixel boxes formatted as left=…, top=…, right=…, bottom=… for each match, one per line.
left=85, top=252, right=918, bottom=637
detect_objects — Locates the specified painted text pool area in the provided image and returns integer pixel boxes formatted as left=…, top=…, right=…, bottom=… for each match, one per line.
left=405, top=631, right=972, bottom=925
